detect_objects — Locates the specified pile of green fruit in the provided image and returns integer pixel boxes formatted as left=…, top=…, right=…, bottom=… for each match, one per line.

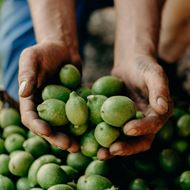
left=37, top=64, right=137, bottom=157
left=0, top=106, right=119, bottom=190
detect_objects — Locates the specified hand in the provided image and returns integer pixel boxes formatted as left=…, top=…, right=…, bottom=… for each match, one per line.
left=19, top=41, right=81, bottom=152
left=97, top=55, right=172, bottom=160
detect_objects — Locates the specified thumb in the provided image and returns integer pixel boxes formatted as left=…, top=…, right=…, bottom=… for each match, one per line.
left=145, top=66, right=170, bottom=114
left=18, top=48, right=38, bottom=97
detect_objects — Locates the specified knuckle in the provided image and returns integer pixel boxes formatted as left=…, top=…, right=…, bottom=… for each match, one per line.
left=20, top=47, right=38, bottom=63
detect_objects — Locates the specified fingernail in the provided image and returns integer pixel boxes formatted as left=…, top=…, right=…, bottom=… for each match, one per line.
left=19, top=81, right=27, bottom=96
left=126, top=129, right=137, bottom=136
left=157, top=97, right=168, bottom=112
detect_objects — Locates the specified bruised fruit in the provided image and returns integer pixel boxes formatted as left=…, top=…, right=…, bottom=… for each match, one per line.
left=37, top=99, right=68, bottom=126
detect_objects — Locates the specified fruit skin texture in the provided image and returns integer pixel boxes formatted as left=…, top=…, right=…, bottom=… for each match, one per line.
left=66, top=152, right=92, bottom=172
left=37, top=99, right=68, bottom=126
left=92, top=75, right=123, bottom=97
left=85, top=160, right=109, bottom=177
left=128, top=178, right=149, bottom=190
left=77, top=174, right=112, bottom=190
left=87, top=95, right=107, bottom=125
left=101, top=96, right=136, bottom=127
left=0, top=108, right=21, bottom=128
left=94, top=122, right=120, bottom=148
left=37, top=163, right=67, bottom=189
left=16, top=177, right=32, bottom=190
left=9, top=151, right=34, bottom=177
left=3, top=125, right=27, bottom=138
left=48, top=184, right=74, bottom=190
left=0, top=174, right=15, bottom=190
left=177, top=114, right=190, bottom=137
left=28, top=154, right=61, bottom=187
left=59, top=64, right=81, bottom=89
left=42, top=84, right=71, bottom=102
left=0, top=154, right=10, bottom=176
left=65, top=92, right=88, bottom=125
left=180, top=170, right=190, bottom=190
left=80, top=130, right=100, bottom=157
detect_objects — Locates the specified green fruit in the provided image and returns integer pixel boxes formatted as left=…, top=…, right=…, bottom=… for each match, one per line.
left=92, top=75, right=123, bottom=97
left=23, top=136, right=49, bottom=158
left=37, top=99, right=68, bottom=126
left=66, top=152, right=92, bottom=172
left=50, top=145, right=68, bottom=158
left=16, top=177, right=32, bottom=190
left=101, top=96, right=136, bottom=127
left=128, top=178, right=149, bottom=190
left=27, top=131, right=36, bottom=138
left=81, top=130, right=100, bottom=157
left=172, top=107, right=186, bottom=120
left=94, top=122, right=120, bottom=148
left=0, top=175, right=15, bottom=190
left=136, top=111, right=144, bottom=119
left=85, top=160, right=109, bottom=176
left=59, top=64, right=81, bottom=89
left=30, top=188, right=43, bottom=190
left=48, top=184, right=74, bottom=190
left=77, top=175, right=112, bottom=190
left=61, top=165, right=79, bottom=182
left=37, top=163, right=67, bottom=189
left=65, top=92, right=88, bottom=125
left=67, top=182, right=77, bottom=190
left=159, top=149, right=180, bottom=173
left=0, top=154, right=10, bottom=175
left=5, top=134, right=25, bottom=153
left=42, top=85, right=71, bottom=102
left=10, top=150, right=24, bottom=158
left=3, top=125, right=27, bottom=138
left=171, top=139, right=189, bottom=154
left=28, top=154, right=61, bottom=187
left=0, top=108, right=21, bottom=128
left=0, top=138, right=6, bottom=153
left=76, top=87, right=92, bottom=101
left=180, top=171, right=190, bottom=190
left=69, top=123, right=88, bottom=136
left=177, top=114, right=190, bottom=137
left=87, top=95, right=107, bottom=125
left=9, top=151, right=34, bottom=177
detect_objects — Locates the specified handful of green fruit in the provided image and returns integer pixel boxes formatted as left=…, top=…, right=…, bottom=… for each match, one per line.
left=37, top=64, right=137, bottom=157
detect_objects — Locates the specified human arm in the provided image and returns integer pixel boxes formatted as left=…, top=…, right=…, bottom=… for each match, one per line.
left=19, top=0, right=80, bottom=151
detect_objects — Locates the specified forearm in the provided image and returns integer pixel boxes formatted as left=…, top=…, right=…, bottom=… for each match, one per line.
left=28, top=0, right=78, bottom=51
left=114, top=0, right=166, bottom=64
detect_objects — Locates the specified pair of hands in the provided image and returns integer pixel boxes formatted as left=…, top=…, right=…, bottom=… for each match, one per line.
left=18, top=41, right=172, bottom=160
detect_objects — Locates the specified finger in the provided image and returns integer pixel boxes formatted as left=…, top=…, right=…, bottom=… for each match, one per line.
left=42, top=132, right=71, bottom=150
left=67, top=139, right=80, bottom=153
left=18, top=48, right=39, bottom=97
left=145, top=65, right=170, bottom=114
left=19, top=95, right=51, bottom=136
left=110, top=135, right=154, bottom=156
left=97, top=147, right=114, bottom=160
left=123, top=112, right=167, bottom=136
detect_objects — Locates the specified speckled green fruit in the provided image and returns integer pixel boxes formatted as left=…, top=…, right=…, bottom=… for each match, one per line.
left=77, top=175, right=112, bottom=190
left=0, top=154, right=10, bottom=176
left=85, top=160, right=109, bottom=177
left=16, top=177, right=33, bottom=190
left=69, top=123, right=88, bottom=136
left=48, top=184, right=74, bottom=190
left=87, top=95, right=107, bottom=125
left=3, top=125, right=27, bottom=138
left=65, top=92, right=88, bottom=125
left=37, top=99, right=68, bottom=126
left=5, top=134, right=25, bottom=153
left=92, top=75, right=123, bottom=97
left=61, top=165, right=79, bottom=182
left=66, top=152, right=92, bottom=172
left=37, top=163, right=67, bottom=189
left=0, top=108, right=21, bottom=128
left=42, top=84, right=71, bottom=102
left=101, top=96, right=136, bottom=127
left=94, top=122, right=120, bottom=148
left=23, top=136, right=49, bottom=158
left=0, top=175, right=15, bottom=190
left=80, top=130, right=99, bottom=157
left=9, top=151, right=34, bottom=177
left=177, top=114, right=190, bottom=137
left=76, top=87, right=92, bottom=101
left=59, top=64, right=81, bottom=89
